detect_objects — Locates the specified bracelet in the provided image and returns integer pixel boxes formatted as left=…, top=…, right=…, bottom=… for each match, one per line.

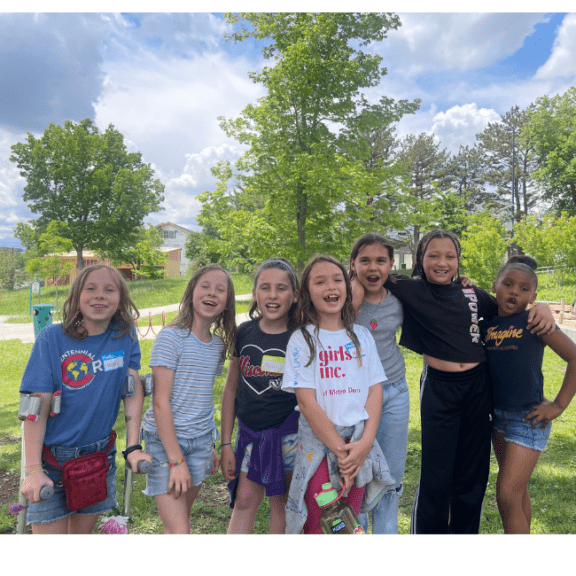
left=122, top=444, right=143, bottom=460
left=169, top=458, right=185, bottom=467
left=218, top=442, right=231, bottom=455
left=25, top=469, right=45, bottom=477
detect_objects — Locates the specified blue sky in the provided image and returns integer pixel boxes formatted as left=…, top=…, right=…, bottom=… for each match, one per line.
left=1, top=7, right=575, bottom=250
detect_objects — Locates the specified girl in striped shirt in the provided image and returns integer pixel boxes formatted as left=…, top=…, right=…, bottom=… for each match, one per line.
left=142, top=264, right=237, bottom=533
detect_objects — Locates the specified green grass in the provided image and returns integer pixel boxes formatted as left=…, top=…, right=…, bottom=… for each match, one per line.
left=2, top=332, right=576, bottom=534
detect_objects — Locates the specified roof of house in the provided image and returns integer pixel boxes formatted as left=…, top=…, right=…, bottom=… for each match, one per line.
left=155, top=222, right=193, bottom=234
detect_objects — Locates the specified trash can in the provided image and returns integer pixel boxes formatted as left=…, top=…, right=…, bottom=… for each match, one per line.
left=32, top=304, right=54, bottom=338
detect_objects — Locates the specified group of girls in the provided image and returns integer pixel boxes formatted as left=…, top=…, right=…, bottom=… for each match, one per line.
left=20, top=229, right=576, bottom=535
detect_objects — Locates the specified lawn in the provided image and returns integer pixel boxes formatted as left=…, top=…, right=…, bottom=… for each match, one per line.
left=1, top=335, right=575, bottom=534
left=1, top=270, right=575, bottom=534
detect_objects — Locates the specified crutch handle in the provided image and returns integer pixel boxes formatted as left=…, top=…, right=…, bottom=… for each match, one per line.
left=137, top=460, right=152, bottom=474
left=40, top=485, right=54, bottom=500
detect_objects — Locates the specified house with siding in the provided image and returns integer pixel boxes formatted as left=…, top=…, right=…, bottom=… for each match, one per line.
left=156, top=222, right=192, bottom=275
left=46, top=247, right=181, bottom=285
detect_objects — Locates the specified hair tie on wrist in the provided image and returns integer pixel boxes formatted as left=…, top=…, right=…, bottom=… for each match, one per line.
left=169, top=458, right=185, bottom=467
left=217, top=442, right=231, bottom=455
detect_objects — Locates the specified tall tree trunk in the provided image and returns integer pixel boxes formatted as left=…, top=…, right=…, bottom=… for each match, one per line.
left=76, top=247, right=85, bottom=271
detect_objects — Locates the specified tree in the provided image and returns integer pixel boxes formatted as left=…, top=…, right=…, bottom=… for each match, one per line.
left=0, top=249, right=28, bottom=291
left=199, top=13, right=419, bottom=270
left=11, top=119, right=165, bottom=270
left=25, top=221, right=75, bottom=311
left=396, top=133, right=451, bottom=258
left=104, top=225, right=168, bottom=280
left=524, top=87, right=576, bottom=216
left=460, top=212, right=508, bottom=290
left=513, top=213, right=576, bottom=286
left=476, top=106, right=540, bottom=222
left=444, top=145, right=488, bottom=211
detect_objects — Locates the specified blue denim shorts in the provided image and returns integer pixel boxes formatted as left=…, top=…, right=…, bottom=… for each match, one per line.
left=142, top=428, right=214, bottom=496
left=27, top=435, right=118, bottom=525
left=493, top=408, right=552, bottom=452
left=239, top=432, right=298, bottom=474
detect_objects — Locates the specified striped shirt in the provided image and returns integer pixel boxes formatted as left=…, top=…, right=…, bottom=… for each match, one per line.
left=142, top=326, right=225, bottom=438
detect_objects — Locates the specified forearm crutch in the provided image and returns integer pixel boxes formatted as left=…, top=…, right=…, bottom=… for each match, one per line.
left=17, top=401, right=55, bottom=534
left=122, top=374, right=153, bottom=519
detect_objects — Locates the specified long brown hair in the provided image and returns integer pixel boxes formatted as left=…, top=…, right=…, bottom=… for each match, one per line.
left=168, top=264, right=237, bottom=359
left=62, top=264, right=138, bottom=341
left=349, top=232, right=394, bottom=280
left=413, top=229, right=462, bottom=282
left=296, top=254, right=361, bottom=367
left=249, top=258, right=299, bottom=333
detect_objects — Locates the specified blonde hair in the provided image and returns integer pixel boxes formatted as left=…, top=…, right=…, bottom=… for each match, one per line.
left=62, top=264, right=138, bottom=341
left=169, top=264, right=237, bottom=359
left=296, top=254, right=361, bottom=368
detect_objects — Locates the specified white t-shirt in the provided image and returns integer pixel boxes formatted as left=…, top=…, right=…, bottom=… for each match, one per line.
left=282, top=324, right=387, bottom=427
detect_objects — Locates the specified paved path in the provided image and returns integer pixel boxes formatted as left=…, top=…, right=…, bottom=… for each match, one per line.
left=0, top=294, right=252, bottom=343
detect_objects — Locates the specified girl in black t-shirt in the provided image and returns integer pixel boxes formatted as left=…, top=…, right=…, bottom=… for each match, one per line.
left=384, top=230, right=555, bottom=534
left=484, top=260, right=576, bottom=533
left=220, top=258, right=299, bottom=533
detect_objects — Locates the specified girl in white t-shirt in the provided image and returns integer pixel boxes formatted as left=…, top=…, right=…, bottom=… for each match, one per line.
left=282, top=255, right=393, bottom=534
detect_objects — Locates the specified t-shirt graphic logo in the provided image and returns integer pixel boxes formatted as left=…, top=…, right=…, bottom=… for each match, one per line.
left=62, top=354, right=94, bottom=389
left=239, top=344, right=285, bottom=395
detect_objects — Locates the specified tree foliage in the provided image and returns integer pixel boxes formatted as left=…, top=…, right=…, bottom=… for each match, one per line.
left=24, top=221, right=75, bottom=310
left=396, top=132, right=451, bottom=257
left=524, top=87, right=576, bottom=216
left=513, top=213, right=576, bottom=286
left=460, top=212, right=508, bottom=290
left=198, top=12, right=420, bottom=271
left=11, top=119, right=165, bottom=270
left=104, top=225, right=168, bottom=280
left=476, top=106, right=539, bottom=223
left=0, top=249, right=28, bottom=291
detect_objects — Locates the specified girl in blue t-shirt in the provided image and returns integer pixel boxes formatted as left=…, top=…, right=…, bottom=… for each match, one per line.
left=220, top=258, right=299, bottom=534
left=19, top=264, right=150, bottom=534
left=142, top=264, right=237, bottom=534
left=483, top=259, right=576, bottom=533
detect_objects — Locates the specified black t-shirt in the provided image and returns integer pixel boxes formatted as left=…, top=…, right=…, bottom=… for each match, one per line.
left=384, top=274, right=498, bottom=364
left=234, top=319, right=297, bottom=431
left=481, top=310, right=546, bottom=411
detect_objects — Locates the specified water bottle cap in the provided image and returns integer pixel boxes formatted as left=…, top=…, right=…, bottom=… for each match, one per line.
left=314, top=482, right=340, bottom=508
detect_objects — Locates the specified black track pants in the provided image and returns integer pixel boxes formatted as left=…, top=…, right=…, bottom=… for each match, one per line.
left=410, top=363, right=492, bottom=534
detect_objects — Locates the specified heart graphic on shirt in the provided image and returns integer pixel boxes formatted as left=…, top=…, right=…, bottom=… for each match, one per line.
left=370, top=320, right=378, bottom=330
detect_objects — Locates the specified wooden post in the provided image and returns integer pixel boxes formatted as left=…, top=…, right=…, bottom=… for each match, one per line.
left=560, top=298, right=565, bottom=325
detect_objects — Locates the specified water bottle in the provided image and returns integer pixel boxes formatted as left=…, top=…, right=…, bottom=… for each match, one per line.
left=314, top=482, right=366, bottom=535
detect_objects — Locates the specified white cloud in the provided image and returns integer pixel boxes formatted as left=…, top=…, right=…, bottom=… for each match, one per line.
left=383, top=13, right=549, bottom=74
left=431, top=104, right=501, bottom=153
left=94, top=51, right=264, bottom=174
left=535, top=13, right=576, bottom=79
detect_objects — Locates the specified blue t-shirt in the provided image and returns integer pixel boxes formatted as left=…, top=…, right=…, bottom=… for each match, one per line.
left=20, top=323, right=141, bottom=447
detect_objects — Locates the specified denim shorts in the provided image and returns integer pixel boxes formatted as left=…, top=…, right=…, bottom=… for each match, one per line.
left=142, top=428, right=214, bottom=496
left=239, top=432, right=298, bottom=474
left=493, top=408, right=552, bottom=452
left=27, top=435, right=118, bottom=525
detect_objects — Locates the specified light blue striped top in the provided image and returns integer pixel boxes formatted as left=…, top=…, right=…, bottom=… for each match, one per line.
left=142, top=326, right=225, bottom=438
